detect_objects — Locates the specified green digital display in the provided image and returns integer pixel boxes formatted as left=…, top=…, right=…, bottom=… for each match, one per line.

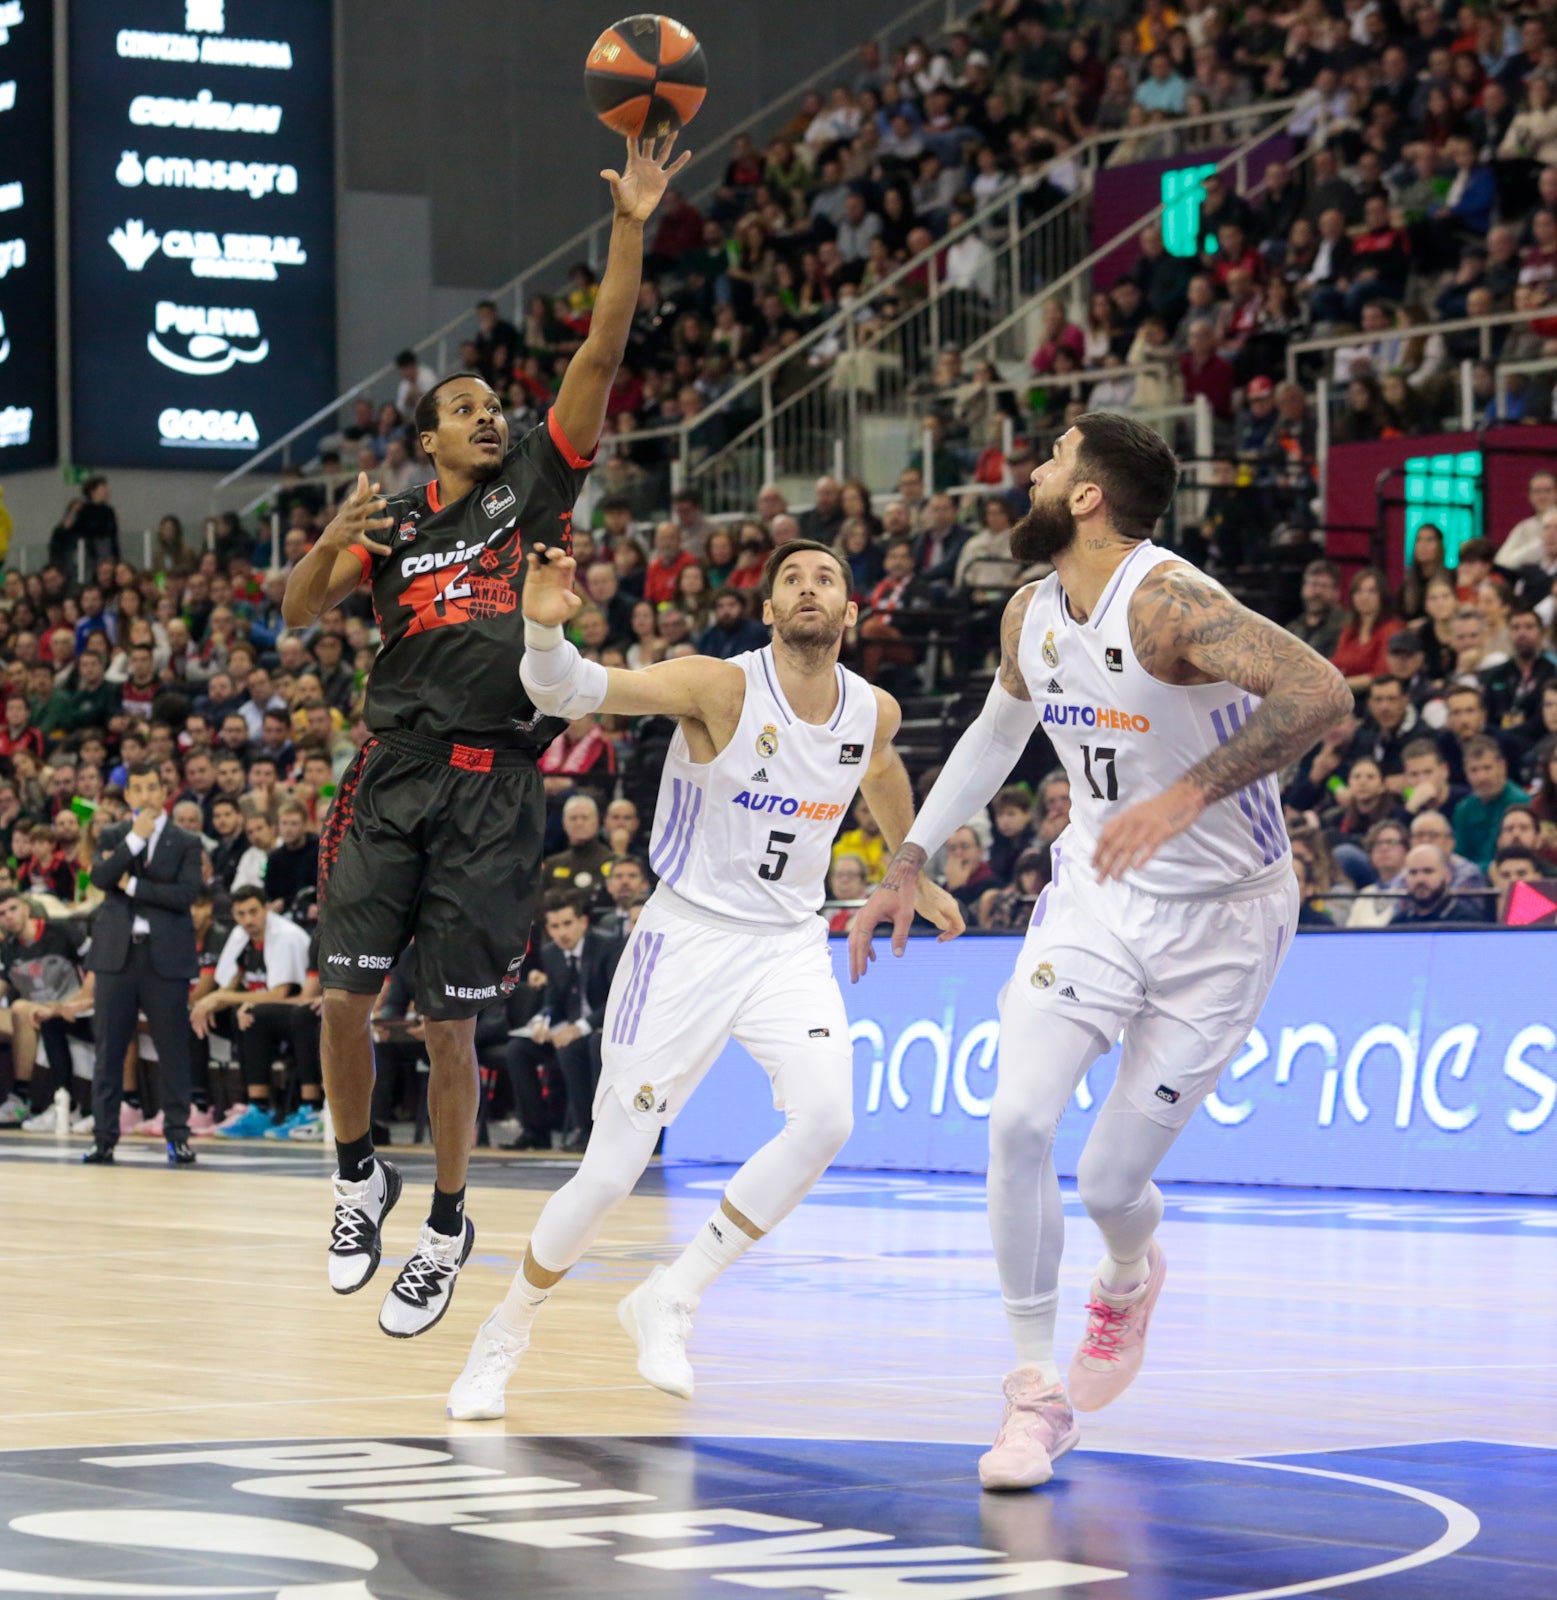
left=1403, top=451, right=1482, bottom=565
left=1161, top=162, right=1218, bottom=257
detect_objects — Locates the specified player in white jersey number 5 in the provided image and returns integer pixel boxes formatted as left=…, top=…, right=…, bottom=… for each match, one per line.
left=447, top=539, right=963, bottom=1419
left=851, top=414, right=1351, bottom=1491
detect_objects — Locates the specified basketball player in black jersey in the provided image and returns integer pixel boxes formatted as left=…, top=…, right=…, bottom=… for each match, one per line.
left=283, top=135, right=689, bottom=1338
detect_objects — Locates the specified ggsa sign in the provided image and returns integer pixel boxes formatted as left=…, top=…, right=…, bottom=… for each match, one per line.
left=670, top=930, right=1557, bottom=1194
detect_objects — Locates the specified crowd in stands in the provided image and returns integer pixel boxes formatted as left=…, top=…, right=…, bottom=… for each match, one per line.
left=4, top=0, right=1557, bottom=1148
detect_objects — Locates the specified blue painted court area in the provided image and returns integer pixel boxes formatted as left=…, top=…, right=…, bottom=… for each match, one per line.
left=0, top=1435, right=1549, bottom=1598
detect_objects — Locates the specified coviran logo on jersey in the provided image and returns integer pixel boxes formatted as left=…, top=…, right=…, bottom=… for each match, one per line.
left=731, top=790, right=847, bottom=822
left=399, top=535, right=524, bottom=634
left=1041, top=701, right=1152, bottom=732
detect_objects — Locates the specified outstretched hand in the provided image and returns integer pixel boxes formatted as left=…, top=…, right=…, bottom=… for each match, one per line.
left=847, top=846, right=932, bottom=983
left=522, top=545, right=583, bottom=627
left=320, top=472, right=393, bottom=558
left=602, top=133, right=692, bottom=222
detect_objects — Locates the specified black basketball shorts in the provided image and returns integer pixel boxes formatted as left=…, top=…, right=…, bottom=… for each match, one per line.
left=317, top=729, right=545, bottom=1020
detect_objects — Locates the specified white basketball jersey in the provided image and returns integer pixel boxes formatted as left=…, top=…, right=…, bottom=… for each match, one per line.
left=646, top=647, right=879, bottom=926
left=1019, top=543, right=1290, bottom=896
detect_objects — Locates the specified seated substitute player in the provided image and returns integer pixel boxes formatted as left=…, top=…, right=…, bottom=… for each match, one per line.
left=445, top=539, right=964, bottom=1419
left=280, top=135, right=690, bottom=1338
left=851, top=413, right=1352, bottom=1491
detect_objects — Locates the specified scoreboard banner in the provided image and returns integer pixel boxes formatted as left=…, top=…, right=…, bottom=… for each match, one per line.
left=667, top=928, right=1557, bottom=1196
left=0, top=0, right=57, bottom=469
left=68, top=0, right=334, bottom=467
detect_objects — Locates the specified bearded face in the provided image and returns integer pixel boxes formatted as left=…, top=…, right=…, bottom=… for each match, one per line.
left=1010, top=490, right=1078, bottom=564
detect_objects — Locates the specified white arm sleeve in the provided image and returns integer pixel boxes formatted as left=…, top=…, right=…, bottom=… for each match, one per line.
left=519, top=628, right=609, bottom=721
left=903, top=679, right=1040, bottom=859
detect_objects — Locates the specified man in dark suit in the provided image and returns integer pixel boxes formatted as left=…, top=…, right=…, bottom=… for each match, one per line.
left=84, top=764, right=202, bottom=1165
left=506, top=891, right=622, bottom=1152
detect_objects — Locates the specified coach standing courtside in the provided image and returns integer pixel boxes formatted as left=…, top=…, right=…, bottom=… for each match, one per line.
left=83, top=765, right=202, bottom=1167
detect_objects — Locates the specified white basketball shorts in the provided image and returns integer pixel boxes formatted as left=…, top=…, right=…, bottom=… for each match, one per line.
left=1003, top=837, right=1300, bottom=1128
left=596, top=889, right=852, bottom=1132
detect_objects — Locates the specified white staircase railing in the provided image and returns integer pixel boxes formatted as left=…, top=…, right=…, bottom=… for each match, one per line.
left=214, top=0, right=974, bottom=497
left=617, top=96, right=1307, bottom=511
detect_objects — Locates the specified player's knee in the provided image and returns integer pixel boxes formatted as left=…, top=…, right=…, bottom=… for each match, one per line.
left=1074, top=1144, right=1143, bottom=1224
left=320, top=988, right=375, bottom=1030
left=787, top=1086, right=853, bottom=1169
left=988, top=1095, right=1059, bottom=1174
left=568, top=1159, right=640, bottom=1215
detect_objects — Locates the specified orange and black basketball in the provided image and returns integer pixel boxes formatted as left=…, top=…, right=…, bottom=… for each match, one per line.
left=584, top=14, right=707, bottom=141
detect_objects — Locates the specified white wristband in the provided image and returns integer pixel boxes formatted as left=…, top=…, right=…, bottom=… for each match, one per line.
left=524, top=618, right=565, bottom=650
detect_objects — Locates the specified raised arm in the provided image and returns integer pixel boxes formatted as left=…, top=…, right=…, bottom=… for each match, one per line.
left=847, top=584, right=1041, bottom=979
left=552, top=136, right=691, bottom=460
left=518, top=546, right=743, bottom=729
left=282, top=473, right=393, bottom=628
left=1093, top=562, right=1353, bottom=880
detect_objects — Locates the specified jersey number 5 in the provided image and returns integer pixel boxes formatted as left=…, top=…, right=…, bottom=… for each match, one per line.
left=758, top=829, right=795, bottom=882
left=1081, top=744, right=1118, bottom=802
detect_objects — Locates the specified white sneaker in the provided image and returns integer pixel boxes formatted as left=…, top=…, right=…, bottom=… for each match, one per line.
left=328, top=1158, right=402, bottom=1294
left=379, top=1218, right=475, bottom=1338
left=71, top=1112, right=96, bottom=1136
left=446, top=1310, right=529, bottom=1419
left=618, top=1265, right=696, bottom=1399
left=21, top=1105, right=59, bottom=1133
left=0, top=1092, right=29, bottom=1127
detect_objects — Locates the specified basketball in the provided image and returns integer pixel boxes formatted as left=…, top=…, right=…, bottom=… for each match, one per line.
left=584, top=14, right=707, bottom=141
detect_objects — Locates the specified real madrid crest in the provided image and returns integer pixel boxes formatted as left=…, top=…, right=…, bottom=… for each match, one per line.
left=633, top=1083, right=656, bottom=1112
left=1041, top=630, right=1059, bottom=668
left=1031, top=961, right=1055, bottom=989
left=756, top=722, right=780, bottom=758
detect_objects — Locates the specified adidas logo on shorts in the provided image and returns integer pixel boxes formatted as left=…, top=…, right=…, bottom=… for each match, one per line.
left=1045, top=678, right=1063, bottom=695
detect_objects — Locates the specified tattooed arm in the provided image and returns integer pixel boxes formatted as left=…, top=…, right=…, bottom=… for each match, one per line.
left=847, top=585, right=1040, bottom=980
left=1092, top=562, right=1353, bottom=880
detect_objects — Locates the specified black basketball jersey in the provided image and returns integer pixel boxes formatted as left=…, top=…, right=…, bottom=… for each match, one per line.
left=348, top=408, right=594, bottom=751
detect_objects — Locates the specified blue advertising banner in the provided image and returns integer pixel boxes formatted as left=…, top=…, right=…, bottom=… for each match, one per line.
left=665, top=930, right=1557, bottom=1196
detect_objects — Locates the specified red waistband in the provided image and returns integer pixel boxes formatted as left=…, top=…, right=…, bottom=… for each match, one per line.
left=450, top=743, right=493, bottom=773
left=374, top=727, right=536, bottom=771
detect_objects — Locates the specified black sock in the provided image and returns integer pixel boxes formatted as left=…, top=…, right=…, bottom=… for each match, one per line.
left=125, top=1092, right=142, bottom=1111
left=336, top=1133, right=374, bottom=1184
left=429, top=1185, right=466, bottom=1238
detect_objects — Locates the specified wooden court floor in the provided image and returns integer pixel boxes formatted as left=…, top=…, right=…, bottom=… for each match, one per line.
left=2, top=1136, right=1554, bottom=1598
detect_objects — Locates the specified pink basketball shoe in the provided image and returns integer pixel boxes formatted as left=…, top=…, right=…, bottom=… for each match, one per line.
left=1069, top=1242, right=1167, bottom=1412
left=978, top=1369, right=1080, bottom=1491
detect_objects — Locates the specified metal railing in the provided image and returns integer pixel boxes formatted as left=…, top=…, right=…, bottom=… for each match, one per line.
left=961, top=97, right=1315, bottom=368
left=1492, top=354, right=1557, bottom=420
left=607, top=97, right=1308, bottom=513
left=216, top=93, right=1307, bottom=522
left=215, top=0, right=974, bottom=496
left=1283, top=305, right=1557, bottom=387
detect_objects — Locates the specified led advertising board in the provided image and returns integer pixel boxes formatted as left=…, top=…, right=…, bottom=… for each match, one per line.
left=0, top=0, right=58, bottom=469
left=69, top=0, right=334, bottom=466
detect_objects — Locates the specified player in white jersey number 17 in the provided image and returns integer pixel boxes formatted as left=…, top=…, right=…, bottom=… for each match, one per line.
left=446, top=537, right=964, bottom=1420
left=851, top=413, right=1352, bottom=1492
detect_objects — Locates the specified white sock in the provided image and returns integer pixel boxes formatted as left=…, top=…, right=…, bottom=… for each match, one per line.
left=1098, top=1253, right=1150, bottom=1296
left=496, top=1269, right=551, bottom=1339
left=657, top=1205, right=758, bottom=1307
left=1004, top=1292, right=1061, bottom=1386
